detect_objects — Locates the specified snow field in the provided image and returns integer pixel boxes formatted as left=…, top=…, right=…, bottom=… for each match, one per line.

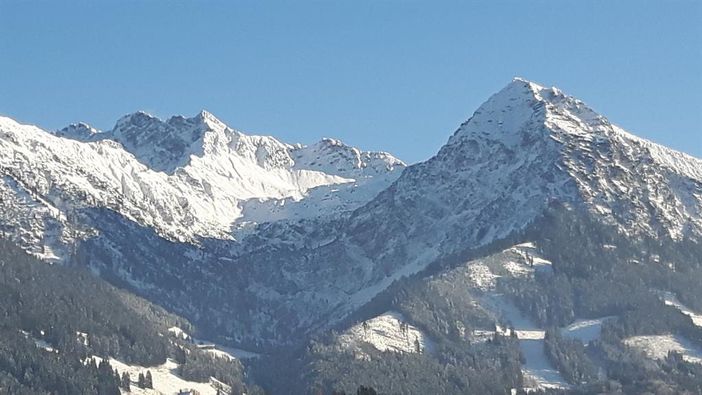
left=89, top=356, right=229, bottom=395
left=624, top=335, right=702, bottom=364
left=338, top=311, right=434, bottom=356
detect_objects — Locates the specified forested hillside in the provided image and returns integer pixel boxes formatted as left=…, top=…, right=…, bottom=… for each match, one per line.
left=0, top=239, right=259, bottom=394
left=284, top=205, right=702, bottom=394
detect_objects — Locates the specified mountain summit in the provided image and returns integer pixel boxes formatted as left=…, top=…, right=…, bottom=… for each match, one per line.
left=0, top=110, right=405, bottom=243
left=318, top=77, right=702, bottom=323
left=107, top=110, right=221, bottom=172
left=1, top=80, right=702, bottom=393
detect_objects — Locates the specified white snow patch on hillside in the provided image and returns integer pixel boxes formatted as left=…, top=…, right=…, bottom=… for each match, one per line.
left=167, top=326, right=190, bottom=340
left=338, top=311, right=434, bottom=356
left=90, top=356, right=229, bottom=395
left=462, top=242, right=554, bottom=292
left=660, top=292, right=702, bottom=328
left=624, top=334, right=702, bottom=364
left=560, top=317, right=613, bottom=344
left=520, top=340, right=568, bottom=390
left=197, top=345, right=260, bottom=361
left=509, top=243, right=553, bottom=272
left=34, top=339, right=58, bottom=353
left=193, top=341, right=261, bottom=361
left=468, top=262, right=500, bottom=290
left=167, top=326, right=260, bottom=360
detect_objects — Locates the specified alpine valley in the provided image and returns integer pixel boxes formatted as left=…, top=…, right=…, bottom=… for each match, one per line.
left=1, top=79, right=701, bottom=394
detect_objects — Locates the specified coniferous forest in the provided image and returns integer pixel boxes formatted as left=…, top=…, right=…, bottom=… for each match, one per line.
left=0, top=239, right=259, bottom=394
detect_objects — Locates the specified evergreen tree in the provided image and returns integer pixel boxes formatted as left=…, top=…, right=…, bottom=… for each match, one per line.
left=145, top=370, right=154, bottom=389
left=120, top=372, right=131, bottom=391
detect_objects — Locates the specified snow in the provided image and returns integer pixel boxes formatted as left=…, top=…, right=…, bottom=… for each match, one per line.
left=481, top=295, right=567, bottom=390
left=33, top=339, right=58, bottom=353
left=463, top=246, right=611, bottom=390
left=90, top=356, right=229, bottom=395
left=624, top=334, right=702, bottom=364
left=346, top=245, right=440, bottom=315
left=168, top=326, right=260, bottom=360
left=560, top=318, right=612, bottom=344
left=659, top=292, right=702, bottom=328
left=461, top=242, right=553, bottom=292
left=2, top=77, right=702, bottom=349
left=0, top=112, right=404, bottom=245
left=192, top=341, right=261, bottom=361
left=19, top=329, right=59, bottom=353
left=435, top=244, right=573, bottom=389
left=168, top=326, right=191, bottom=341
left=77, top=331, right=89, bottom=346
left=197, top=345, right=260, bottom=361
left=467, top=262, right=500, bottom=290
left=338, top=311, right=435, bottom=356
left=447, top=78, right=702, bottom=241
left=520, top=339, right=567, bottom=390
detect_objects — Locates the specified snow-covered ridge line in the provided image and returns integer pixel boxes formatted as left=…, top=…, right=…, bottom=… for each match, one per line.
left=56, top=110, right=406, bottom=177
left=0, top=112, right=405, bottom=245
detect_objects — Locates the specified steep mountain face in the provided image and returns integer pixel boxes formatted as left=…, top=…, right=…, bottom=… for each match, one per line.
left=1, top=79, right=700, bottom=357
left=55, top=122, right=100, bottom=141
left=348, top=78, right=701, bottom=265
left=321, top=78, right=702, bottom=317
left=0, top=111, right=404, bottom=254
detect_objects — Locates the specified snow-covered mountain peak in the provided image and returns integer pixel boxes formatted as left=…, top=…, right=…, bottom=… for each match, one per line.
left=441, top=78, right=701, bottom=241
left=107, top=111, right=217, bottom=173
left=292, top=137, right=405, bottom=178
left=450, top=78, right=609, bottom=148
left=113, top=110, right=158, bottom=129
left=195, top=109, right=227, bottom=129
left=55, top=122, right=102, bottom=141
left=448, top=78, right=546, bottom=147
left=0, top=111, right=406, bottom=243
left=164, top=110, right=229, bottom=135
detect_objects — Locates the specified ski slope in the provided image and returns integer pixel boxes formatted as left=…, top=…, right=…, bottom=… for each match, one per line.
left=483, top=295, right=567, bottom=390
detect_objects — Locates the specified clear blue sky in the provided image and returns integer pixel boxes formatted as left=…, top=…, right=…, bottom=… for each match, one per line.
left=1, top=1, right=700, bottom=163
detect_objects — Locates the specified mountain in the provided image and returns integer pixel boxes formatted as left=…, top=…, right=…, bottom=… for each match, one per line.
left=1, top=78, right=702, bottom=394
left=0, top=110, right=404, bottom=251
left=0, top=238, right=259, bottom=395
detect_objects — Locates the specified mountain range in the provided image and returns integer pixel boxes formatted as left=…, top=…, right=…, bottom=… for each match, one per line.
left=1, top=78, right=701, bottom=394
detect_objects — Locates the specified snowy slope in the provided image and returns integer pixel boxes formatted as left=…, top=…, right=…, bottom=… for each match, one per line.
left=0, top=112, right=404, bottom=248
left=337, top=311, right=434, bottom=356
left=560, top=318, right=613, bottom=344
left=659, top=291, right=702, bottom=328
left=90, top=356, right=229, bottom=395
left=624, top=335, right=702, bottom=364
